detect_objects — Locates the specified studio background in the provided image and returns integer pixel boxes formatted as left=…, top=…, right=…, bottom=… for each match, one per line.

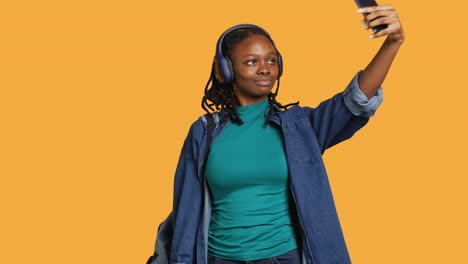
left=1, top=1, right=467, bottom=263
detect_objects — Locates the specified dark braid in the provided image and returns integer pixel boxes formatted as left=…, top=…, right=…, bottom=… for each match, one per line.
left=201, top=27, right=299, bottom=125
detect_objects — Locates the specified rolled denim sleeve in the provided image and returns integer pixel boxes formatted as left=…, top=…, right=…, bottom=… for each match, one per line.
left=343, top=70, right=384, bottom=117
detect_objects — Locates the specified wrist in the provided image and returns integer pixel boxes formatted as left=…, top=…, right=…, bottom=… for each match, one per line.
left=385, top=35, right=405, bottom=46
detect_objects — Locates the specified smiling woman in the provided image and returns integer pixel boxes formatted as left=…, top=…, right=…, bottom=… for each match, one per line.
left=230, top=35, right=279, bottom=105
left=148, top=11, right=404, bottom=263
left=203, top=25, right=299, bottom=126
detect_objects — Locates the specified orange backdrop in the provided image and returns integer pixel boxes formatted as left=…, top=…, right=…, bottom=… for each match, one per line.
left=1, top=0, right=467, bottom=263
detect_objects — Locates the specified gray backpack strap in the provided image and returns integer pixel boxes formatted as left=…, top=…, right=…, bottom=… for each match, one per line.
left=204, top=113, right=216, bottom=149
left=201, top=112, right=220, bottom=159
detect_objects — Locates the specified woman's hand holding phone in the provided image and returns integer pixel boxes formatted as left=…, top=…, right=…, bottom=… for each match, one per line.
left=356, top=5, right=405, bottom=43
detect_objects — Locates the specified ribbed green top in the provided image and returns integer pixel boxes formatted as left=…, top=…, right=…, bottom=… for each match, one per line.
left=205, top=98, right=298, bottom=261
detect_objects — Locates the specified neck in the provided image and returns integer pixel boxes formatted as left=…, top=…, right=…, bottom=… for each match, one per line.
left=233, top=94, right=268, bottom=107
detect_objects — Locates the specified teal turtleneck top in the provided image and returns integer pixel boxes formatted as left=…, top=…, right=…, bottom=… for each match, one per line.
left=205, top=98, right=298, bottom=261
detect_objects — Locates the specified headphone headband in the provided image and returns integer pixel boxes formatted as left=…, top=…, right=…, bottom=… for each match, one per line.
left=213, top=24, right=283, bottom=85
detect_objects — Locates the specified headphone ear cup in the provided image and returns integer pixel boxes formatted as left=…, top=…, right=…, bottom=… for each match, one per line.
left=277, top=52, right=283, bottom=77
left=225, top=57, right=235, bottom=84
left=213, top=58, right=224, bottom=84
left=215, top=55, right=233, bottom=85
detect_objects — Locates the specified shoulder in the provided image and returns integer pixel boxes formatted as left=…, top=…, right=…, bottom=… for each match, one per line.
left=177, top=115, right=207, bottom=160
left=178, top=108, right=232, bottom=141
left=185, top=111, right=223, bottom=139
left=281, top=92, right=348, bottom=117
left=186, top=115, right=206, bottom=141
left=279, top=104, right=313, bottom=121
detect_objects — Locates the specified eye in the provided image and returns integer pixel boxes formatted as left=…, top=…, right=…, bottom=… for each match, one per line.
left=246, top=59, right=256, bottom=65
left=268, top=58, right=276, bottom=64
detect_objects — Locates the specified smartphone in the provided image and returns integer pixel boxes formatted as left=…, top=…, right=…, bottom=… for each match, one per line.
left=354, top=0, right=388, bottom=33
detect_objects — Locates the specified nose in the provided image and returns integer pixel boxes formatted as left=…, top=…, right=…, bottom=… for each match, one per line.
left=257, top=62, right=271, bottom=75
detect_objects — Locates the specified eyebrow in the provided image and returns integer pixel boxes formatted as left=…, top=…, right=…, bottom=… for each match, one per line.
left=241, top=52, right=277, bottom=59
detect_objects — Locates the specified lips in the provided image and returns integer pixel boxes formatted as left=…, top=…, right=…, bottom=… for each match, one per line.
left=254, top=78, right=273, bottom=86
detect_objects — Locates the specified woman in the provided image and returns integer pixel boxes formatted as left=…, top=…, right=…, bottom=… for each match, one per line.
left=150, top=5, right=404, bottom=264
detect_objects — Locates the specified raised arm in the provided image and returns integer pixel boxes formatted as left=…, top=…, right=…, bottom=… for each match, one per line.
left=357, top=5, right=405, bottom=99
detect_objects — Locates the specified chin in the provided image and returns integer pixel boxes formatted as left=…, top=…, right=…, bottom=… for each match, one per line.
left=255, top=86, right=273, bottom=94
left=262, top=89, right=274, bottom=96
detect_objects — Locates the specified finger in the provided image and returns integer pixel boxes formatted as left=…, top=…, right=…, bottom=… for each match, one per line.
left=367, top=15, right=399, bottom=29
left=357, top=5, right=394, bottom=14
left=368, top=23, right=400, bottom=39
left=364, top=10, right=397, bottom=23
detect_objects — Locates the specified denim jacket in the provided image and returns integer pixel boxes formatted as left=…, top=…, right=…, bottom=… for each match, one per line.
left=149, top=71, right=383, bottom=264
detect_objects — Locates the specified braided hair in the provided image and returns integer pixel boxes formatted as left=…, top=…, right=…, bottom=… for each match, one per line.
left=201, top=27, right=299, bottom=125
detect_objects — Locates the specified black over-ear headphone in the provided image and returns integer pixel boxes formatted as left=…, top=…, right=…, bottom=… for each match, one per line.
left=212, top=24, right=283, bottom=85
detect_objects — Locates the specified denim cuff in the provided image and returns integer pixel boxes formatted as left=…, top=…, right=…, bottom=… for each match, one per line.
left=343, top=70, right=384, bottom=117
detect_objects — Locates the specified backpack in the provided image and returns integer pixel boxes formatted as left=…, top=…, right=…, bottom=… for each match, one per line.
left=146, top=113, right=217, bottom=264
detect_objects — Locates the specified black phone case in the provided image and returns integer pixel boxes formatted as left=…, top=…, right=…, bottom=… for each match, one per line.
left=354, top=0, right=388, bottom=33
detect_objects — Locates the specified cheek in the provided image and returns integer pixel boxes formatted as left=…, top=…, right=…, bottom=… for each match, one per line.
left=272, top=64, right=279, bottom=75
left=235, top=66, right=256, bottom=80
